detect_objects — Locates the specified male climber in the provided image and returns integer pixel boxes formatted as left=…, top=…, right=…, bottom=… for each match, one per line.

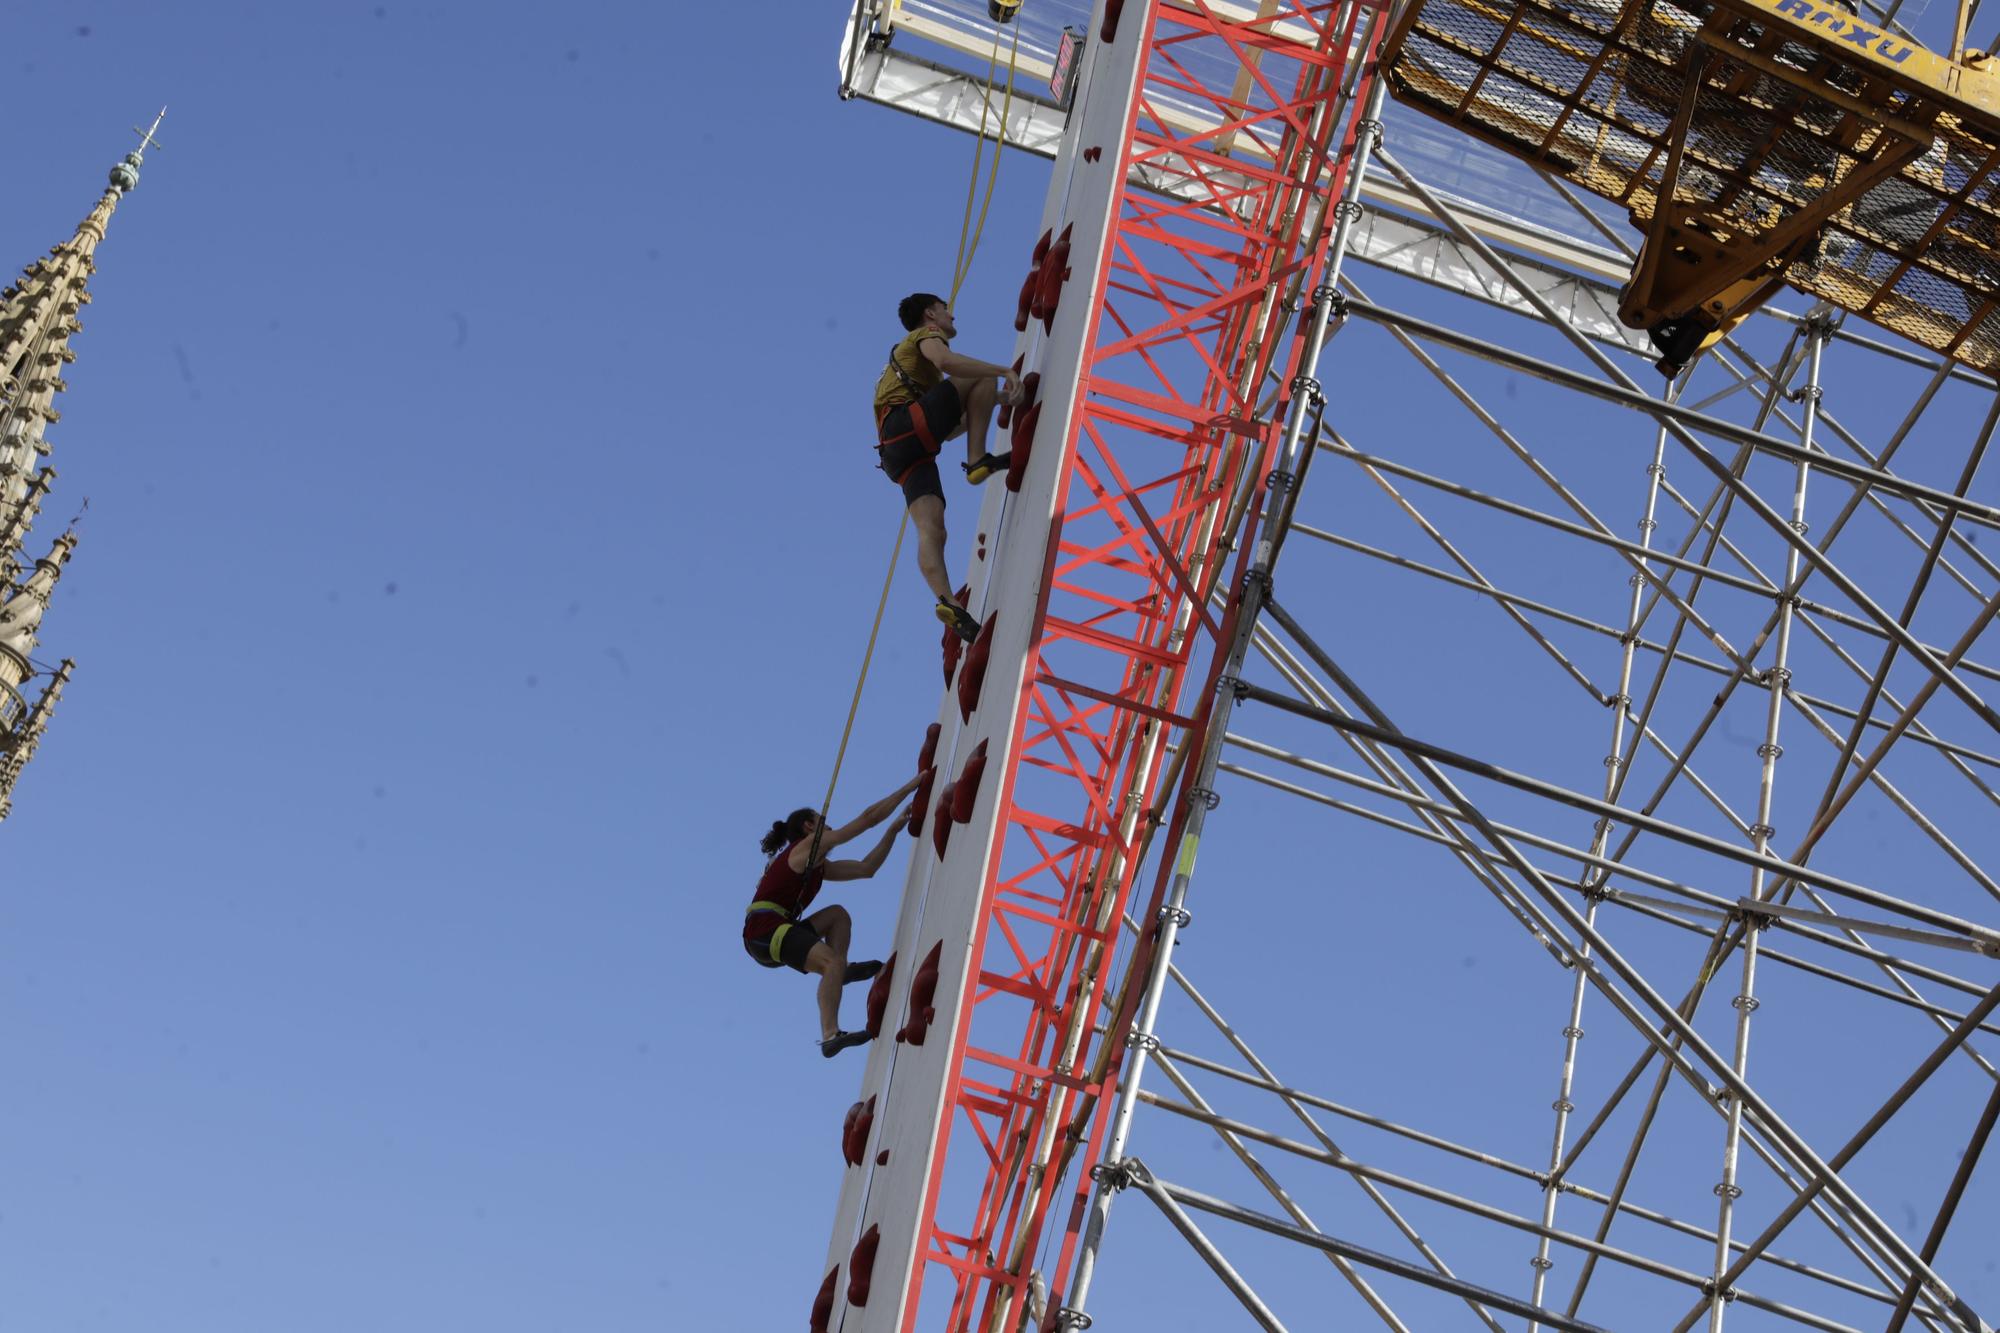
left=874, top=292, right=1022, bottom=642
left=744, top=775, right=920, bottom=1058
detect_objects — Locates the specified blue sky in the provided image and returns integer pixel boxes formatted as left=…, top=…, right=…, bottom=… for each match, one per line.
left=5, top=3, right=1998, bottom=1331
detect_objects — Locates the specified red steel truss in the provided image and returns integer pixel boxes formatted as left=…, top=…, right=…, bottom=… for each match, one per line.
left=906, top=5, right=1384, bottom=1329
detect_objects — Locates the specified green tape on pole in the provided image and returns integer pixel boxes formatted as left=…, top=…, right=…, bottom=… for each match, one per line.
left=1176, top=833, right=1199, bottom=878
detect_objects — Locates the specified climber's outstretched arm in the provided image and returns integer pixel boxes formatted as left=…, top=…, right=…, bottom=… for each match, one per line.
left=790, top=775, right=922, bottom=872
left=824, top=814, right=912, bottom=882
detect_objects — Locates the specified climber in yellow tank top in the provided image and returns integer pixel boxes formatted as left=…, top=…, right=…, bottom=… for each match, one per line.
left=871, top=292, right=1022, bottom=643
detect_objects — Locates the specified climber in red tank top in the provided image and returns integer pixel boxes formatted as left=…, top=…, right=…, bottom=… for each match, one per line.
left=745, top=774, right=920, bottom=1058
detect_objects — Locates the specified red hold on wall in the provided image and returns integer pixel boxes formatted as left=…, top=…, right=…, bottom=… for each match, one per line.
left=841, top=1095, right=877, bottom=1168
left=1014, top=371, right=1041, bottom=426
left=847, top=1225, right=882, bottom=1306
left=952, top=740, right=989, bottom=823
left=1006, top=402, right=1041, bottom=493
left=1015, top=230, right=1052, bottom=332
left=931, top=782, right=956, bottom=860
left=941, top=582, right=970, bottom=684
left=864, top=952, right=897, bottom=1038
left=810, top=1266, right=839, bottom=1333
left=907, top=767, right=936, bottom=836
left=1007, top=371, right=1043, bottom=494
left=911, top=721, right=942, bottom=834
left=898, top=940, right=945, bottom=1046
left=1030, top=224, right=1073, bottom=335
left=997, top=354, right=1025, bottom=429
left=957, top=613, right=998, bottom=723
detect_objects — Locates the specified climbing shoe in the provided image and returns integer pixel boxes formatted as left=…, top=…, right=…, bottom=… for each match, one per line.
left=843, top=959, right=884, bottom=986
left=962, top=452, right=1012, bottom=485
left=936, top=597, right=981, bottom=644
left=820, top=1029, right=872, bottom=1059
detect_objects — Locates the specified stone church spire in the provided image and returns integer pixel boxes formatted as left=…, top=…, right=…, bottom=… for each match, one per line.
left=0, top=111, right=162, bottom=822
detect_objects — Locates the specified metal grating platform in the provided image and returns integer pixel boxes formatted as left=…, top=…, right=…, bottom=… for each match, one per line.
left=1384, top=0, right=2000, bottom=367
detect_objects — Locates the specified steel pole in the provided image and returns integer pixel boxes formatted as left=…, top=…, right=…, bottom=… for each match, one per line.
left=1530, top=382, right=1678, bottom=1325
left=1883, top=1077, right=2000, bottom=1333
left=1707, top=314, right=1828, bottom=1330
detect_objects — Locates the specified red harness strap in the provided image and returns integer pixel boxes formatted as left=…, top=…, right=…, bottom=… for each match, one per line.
left=876, top=400, right=942, bottom=483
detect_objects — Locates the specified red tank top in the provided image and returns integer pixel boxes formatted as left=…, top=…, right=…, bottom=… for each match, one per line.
left=744, top=841, right=825, bottom=940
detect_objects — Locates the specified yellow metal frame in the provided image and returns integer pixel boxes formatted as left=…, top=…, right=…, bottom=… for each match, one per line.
left=1383, top=0, right=2000, bottom=369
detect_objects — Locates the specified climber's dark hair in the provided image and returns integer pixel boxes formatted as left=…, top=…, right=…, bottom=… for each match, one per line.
left=899, top=292, right=946, bottom=331
left=760, top=807, right=819, bottom=858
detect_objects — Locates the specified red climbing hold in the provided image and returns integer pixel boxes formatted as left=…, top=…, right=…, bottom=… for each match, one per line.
left=898, top=940, right=944, bottom=1046
left=942, top=623, right=963, bottom=684
left=848, top=1225, right=882, bottom=1307
left=842, top=1094, right=877, bottom=1167
left=957, top=613, right=997, bottom=723
left=907, top=766, right=935, bottom=835
left=864, top=951, right=897, bottom=1038
left=942, top=582, right=970, bottom=685
left=1015, top=371, right=1041, bottom=424
left=1016, top=232, right=1052, bottom=332
left=932, top=782, right=956, bottom=860
left=876, top=1148, right=890, bottom=1165
left=952, top=740, right=988, bottom=823
left=810, top=1266, right=839, bottom=1333
left=998, top=354, right=1025, bottom=429
left=1102, top=0, right=1126, bottom=42
left=1010, top=397, right=1040, bottom=454
left=1032, top=224, right=1073, bottom=335
left=1083, top=145, right=1103, bottom=163
left=909, top=719, right=943, bottom=832
left=1006, top=402, right=1040, bottom=493
left=1006, top=372, right=1042, bottom=493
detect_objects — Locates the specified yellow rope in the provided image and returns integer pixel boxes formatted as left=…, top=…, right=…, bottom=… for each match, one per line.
left=810, top=509, right=910, bottom=864
left=951, top=18, right=1025, bottom=302
left=812, top=18, right=1024, bottom=853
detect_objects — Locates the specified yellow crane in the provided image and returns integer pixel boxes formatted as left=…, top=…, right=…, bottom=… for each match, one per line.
left=1382, top=0, right=2000, bottom=374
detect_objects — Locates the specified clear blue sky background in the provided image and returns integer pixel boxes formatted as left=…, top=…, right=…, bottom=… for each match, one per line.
left=5, top=3, right=1997, bottom=1331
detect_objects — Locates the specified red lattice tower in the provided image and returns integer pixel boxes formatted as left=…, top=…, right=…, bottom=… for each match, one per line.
left=820, top=5, right=1384, bottom=1331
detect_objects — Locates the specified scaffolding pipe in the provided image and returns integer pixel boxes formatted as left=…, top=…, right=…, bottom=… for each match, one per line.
left=1338, top=293, right=2000, bottom=527
left=1708, top=314, right=1828, bottom=1331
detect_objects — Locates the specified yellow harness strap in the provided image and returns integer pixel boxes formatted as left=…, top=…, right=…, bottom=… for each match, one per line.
left=747, top=901, right=797, bottom=965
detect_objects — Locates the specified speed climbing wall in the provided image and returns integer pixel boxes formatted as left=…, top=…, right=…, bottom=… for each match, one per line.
left=817, top=3, right=1381, bottom=1329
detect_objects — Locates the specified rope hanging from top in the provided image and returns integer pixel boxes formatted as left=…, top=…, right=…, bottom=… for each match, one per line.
left=950, top=17, right=1025, bottom=302
left=807, top=18, right=1026, bottom=867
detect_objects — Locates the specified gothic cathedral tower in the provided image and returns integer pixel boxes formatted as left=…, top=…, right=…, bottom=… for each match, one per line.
left=0, top=113, right=163, bottom=822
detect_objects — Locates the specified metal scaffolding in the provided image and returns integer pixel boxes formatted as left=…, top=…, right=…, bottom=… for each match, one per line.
left=835, top=3, right=2000, bottom=1329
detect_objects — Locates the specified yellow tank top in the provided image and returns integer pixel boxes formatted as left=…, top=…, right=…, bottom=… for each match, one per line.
left=873, top=327, right=950, bottom=417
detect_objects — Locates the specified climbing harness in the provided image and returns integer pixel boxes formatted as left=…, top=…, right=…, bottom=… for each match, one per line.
left=880, top=337, right=930, bottom=411
left=750, top=908, right=801, bottom=968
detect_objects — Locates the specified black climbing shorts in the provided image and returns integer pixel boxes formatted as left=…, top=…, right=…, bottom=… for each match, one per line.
left=745, top=919, right=822, bottom=973
left=877, top=379, right=963, bottom=507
